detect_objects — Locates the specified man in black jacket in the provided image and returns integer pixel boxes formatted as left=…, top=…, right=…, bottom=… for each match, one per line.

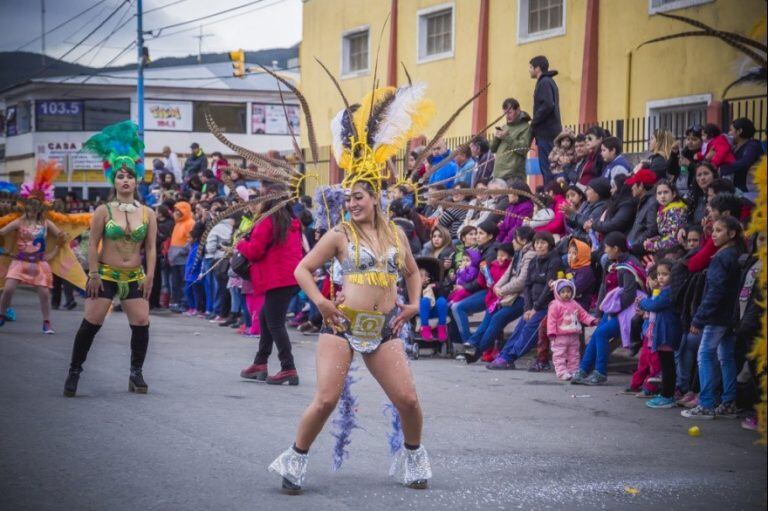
left=529, top=55, right=562, bottom=184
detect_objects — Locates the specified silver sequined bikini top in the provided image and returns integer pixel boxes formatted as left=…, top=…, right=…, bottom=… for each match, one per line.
left=340, top=243, right=399, bottom=277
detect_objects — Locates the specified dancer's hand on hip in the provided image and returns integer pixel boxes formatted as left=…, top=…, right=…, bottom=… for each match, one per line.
left=391, top=303, right=418, bottom=336
left=318, top=298, right=348, bottom=330
left=86, top=275, right=103, bottom=298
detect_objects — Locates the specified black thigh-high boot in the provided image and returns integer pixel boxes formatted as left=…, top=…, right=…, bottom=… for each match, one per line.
left=129, top=324, right=150, bottom=394
left=64, top=319, right=102, bottom=397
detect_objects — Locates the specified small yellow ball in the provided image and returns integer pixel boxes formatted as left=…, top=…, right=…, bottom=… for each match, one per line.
left=688, top=426, right=701, bottom=437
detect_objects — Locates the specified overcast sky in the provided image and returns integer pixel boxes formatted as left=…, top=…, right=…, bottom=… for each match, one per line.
left=0, top=0, right=302, bottom=66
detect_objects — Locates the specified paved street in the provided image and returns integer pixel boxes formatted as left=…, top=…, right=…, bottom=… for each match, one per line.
left=1, top=290, right=765, bottom=511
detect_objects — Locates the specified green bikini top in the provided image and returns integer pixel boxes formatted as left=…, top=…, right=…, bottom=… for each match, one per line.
left=104, top=203, right=148, bottom=243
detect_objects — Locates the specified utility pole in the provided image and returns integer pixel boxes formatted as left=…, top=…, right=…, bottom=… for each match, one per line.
left=40, top=0, right=46, bottom=65
left=194, top=25, right=213, bottom=64
left=137, top=0, right=144, bottom=160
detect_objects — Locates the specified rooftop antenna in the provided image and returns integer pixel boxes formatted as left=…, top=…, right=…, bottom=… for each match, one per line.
left=194, top=25, right=214, bottom=64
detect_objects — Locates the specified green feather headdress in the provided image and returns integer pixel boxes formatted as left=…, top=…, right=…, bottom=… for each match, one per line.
left=82, top=120, right=145, bottom=184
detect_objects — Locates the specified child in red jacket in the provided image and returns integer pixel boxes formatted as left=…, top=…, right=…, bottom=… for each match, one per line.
left=547, top=279, right=598, bottom=380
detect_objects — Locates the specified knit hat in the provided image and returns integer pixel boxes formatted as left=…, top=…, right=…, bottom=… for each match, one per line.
left=554, top=278, right=575, bottom=296
left=587, top=177, right=611, bottom=200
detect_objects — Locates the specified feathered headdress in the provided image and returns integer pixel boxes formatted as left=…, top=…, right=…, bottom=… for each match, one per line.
left=313, top=185, right=345, bottom=232
left=82, top=120, right=145, bottom=184
left=331, top=83, right=435, bottom=195
left=20, top=160, right=60, bottom=204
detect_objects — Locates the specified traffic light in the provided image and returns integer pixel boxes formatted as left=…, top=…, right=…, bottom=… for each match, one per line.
left=229, top=49, right=245, bottom=78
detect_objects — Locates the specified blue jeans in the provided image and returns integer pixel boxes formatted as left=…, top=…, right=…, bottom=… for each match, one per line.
left=185, top=280, right=205, bottom=311
left=697, top=325, right=737, bottom=409
left=676, top=332, right=701, bottom=393
left=451, top=291, right=487, bottom=341
left=420, top=296, right=448, bottom=326
left=537, top=137, right=555, bottom=183
left=499, top=309, right=547, bottom=362
left=202, top=259, right=215, bottom=313
left=580, top=314, right=620, bottom=375
left=468, top=297, right=525, bottom=354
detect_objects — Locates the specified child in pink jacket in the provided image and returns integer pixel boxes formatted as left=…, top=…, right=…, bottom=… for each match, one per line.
left=547, top=279, right=598, bottom=380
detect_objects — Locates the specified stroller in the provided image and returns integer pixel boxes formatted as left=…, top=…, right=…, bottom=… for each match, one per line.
left=406, top=256, right=453, bottom=360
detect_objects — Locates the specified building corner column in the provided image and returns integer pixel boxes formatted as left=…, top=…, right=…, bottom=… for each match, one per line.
left=386, top=0, right=399, bottom=87
left=471, top=0, right=490, bottom=134
left=578, top=0, right=599, bottom=125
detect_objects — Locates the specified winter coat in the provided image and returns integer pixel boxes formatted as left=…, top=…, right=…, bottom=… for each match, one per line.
left=420, top=242, right=455, bottom=267
left=566, top=199, right=606, bottom=239
left=236, top=216, right=302, bottom=295
left=523, top=250, right=563, bottom=312
left=592, top=195, right=637, bottom=237
left=567, top=238, right=597, bottom=310
left=600, top=286, right=647, bottom=348
left=531, top=71, right=562, bottom=140
left=646, top=153, right=669, bottom=179
left=534, top=194, right=567, bottom=235
left=497, top=199, right=535, bottom=244
left=495, top=243, right=536, bottom=306
left=393, top=217, right=422, bottom=256
left=644, top=200, right=687, bottom=253
left=490, top=111, right=533, bottom=181
left=455, top=248, right=481, bottom=286
left=182, top=149, right=207, bottom=178
left=547, top=281, right=597, bottom=336
left=478, top=258, right=512, bottom=310
left=204, top=220, right=234, bottom=259
left=454, top=158, right=476, bottom=188
left=691, top=245, right=742, bottom=329
left=601, top=155, right=631, bottom=188
left=720, top=139, right=763, bottom=192
left=427, top=149, right=458, bottom=188
left=627, top=193, right=658, bottom=254
left=462, top=241, right=498, bottom=294
left=638, top=287, right=682, bottom=351
left=578, top=150, right=604, bottom=185
left=704, top=134, right=736, bottom=169
left=168, top=201, right=195, bottom=266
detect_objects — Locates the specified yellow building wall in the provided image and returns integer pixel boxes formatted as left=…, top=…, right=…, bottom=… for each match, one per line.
left=597, top=0, right=766, bottom=121
left=300, top=0, right=767, bottom=150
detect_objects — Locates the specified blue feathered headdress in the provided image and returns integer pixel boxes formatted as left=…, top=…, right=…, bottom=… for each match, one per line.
left=82, top=120, right=145, bottom=184
left=313, top=185, right=345, bottom=232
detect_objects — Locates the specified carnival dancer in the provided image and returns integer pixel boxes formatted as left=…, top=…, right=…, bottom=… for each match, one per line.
left=63, top=121, right=157, bottom=397
left=0, top=162, right=69, bottom=332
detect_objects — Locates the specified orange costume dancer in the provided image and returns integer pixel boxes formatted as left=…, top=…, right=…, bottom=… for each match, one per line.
left=0, top=161, right=91, bottom=332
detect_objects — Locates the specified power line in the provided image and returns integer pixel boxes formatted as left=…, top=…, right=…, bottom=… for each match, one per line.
left=56, top=0, right=132, bottom=63
left=78, top=0, right=137, bottom=66
left=148, top=0, right=288, bottom=40
left=144, top=0, right=268, bottom=36
left=14, top=0, right=111, bottom=51
left=145, top=0, right=190, bottom=14
left=76, top=40, right=138, bottom=85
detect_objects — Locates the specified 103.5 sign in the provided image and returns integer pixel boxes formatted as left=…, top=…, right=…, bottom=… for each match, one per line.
left=36, top=100, right=82, bottom=116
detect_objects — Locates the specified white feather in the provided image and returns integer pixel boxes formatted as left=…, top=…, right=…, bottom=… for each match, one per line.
left=330, top=109, right=345, bottom=163
left=372, top=82, right=428, bottom=149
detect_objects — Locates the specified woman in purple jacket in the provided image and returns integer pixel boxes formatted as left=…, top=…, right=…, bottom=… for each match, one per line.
left=497, top=180, right=535, bottom=244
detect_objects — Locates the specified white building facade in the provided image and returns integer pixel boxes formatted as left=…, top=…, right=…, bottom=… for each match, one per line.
left=0, top=62, right=300, bottom=200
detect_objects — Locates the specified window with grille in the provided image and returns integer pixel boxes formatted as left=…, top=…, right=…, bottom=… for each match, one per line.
left=417, top=4, right=454, bottom=63
left=649, top=0, right=713, bottom=14
left=342, top=28, right=369, bottom=76
left=518, top=0, right=565, bottom=44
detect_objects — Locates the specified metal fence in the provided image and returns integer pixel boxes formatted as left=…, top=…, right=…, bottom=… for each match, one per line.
left=302, top=94, right=767, bottom=192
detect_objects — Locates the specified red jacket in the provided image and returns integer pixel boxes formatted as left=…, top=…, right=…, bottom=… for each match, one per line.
left=705, top=134, right=736, bottom=169
left=535, top=194, right=567, bottom=236
left=236, top=216, right=302, bottom=294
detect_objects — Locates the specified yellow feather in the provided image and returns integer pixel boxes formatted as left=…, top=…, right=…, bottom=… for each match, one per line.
left=352, top=86, right=397, bottom=145
left=372, top=98, right=436, bottom=163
